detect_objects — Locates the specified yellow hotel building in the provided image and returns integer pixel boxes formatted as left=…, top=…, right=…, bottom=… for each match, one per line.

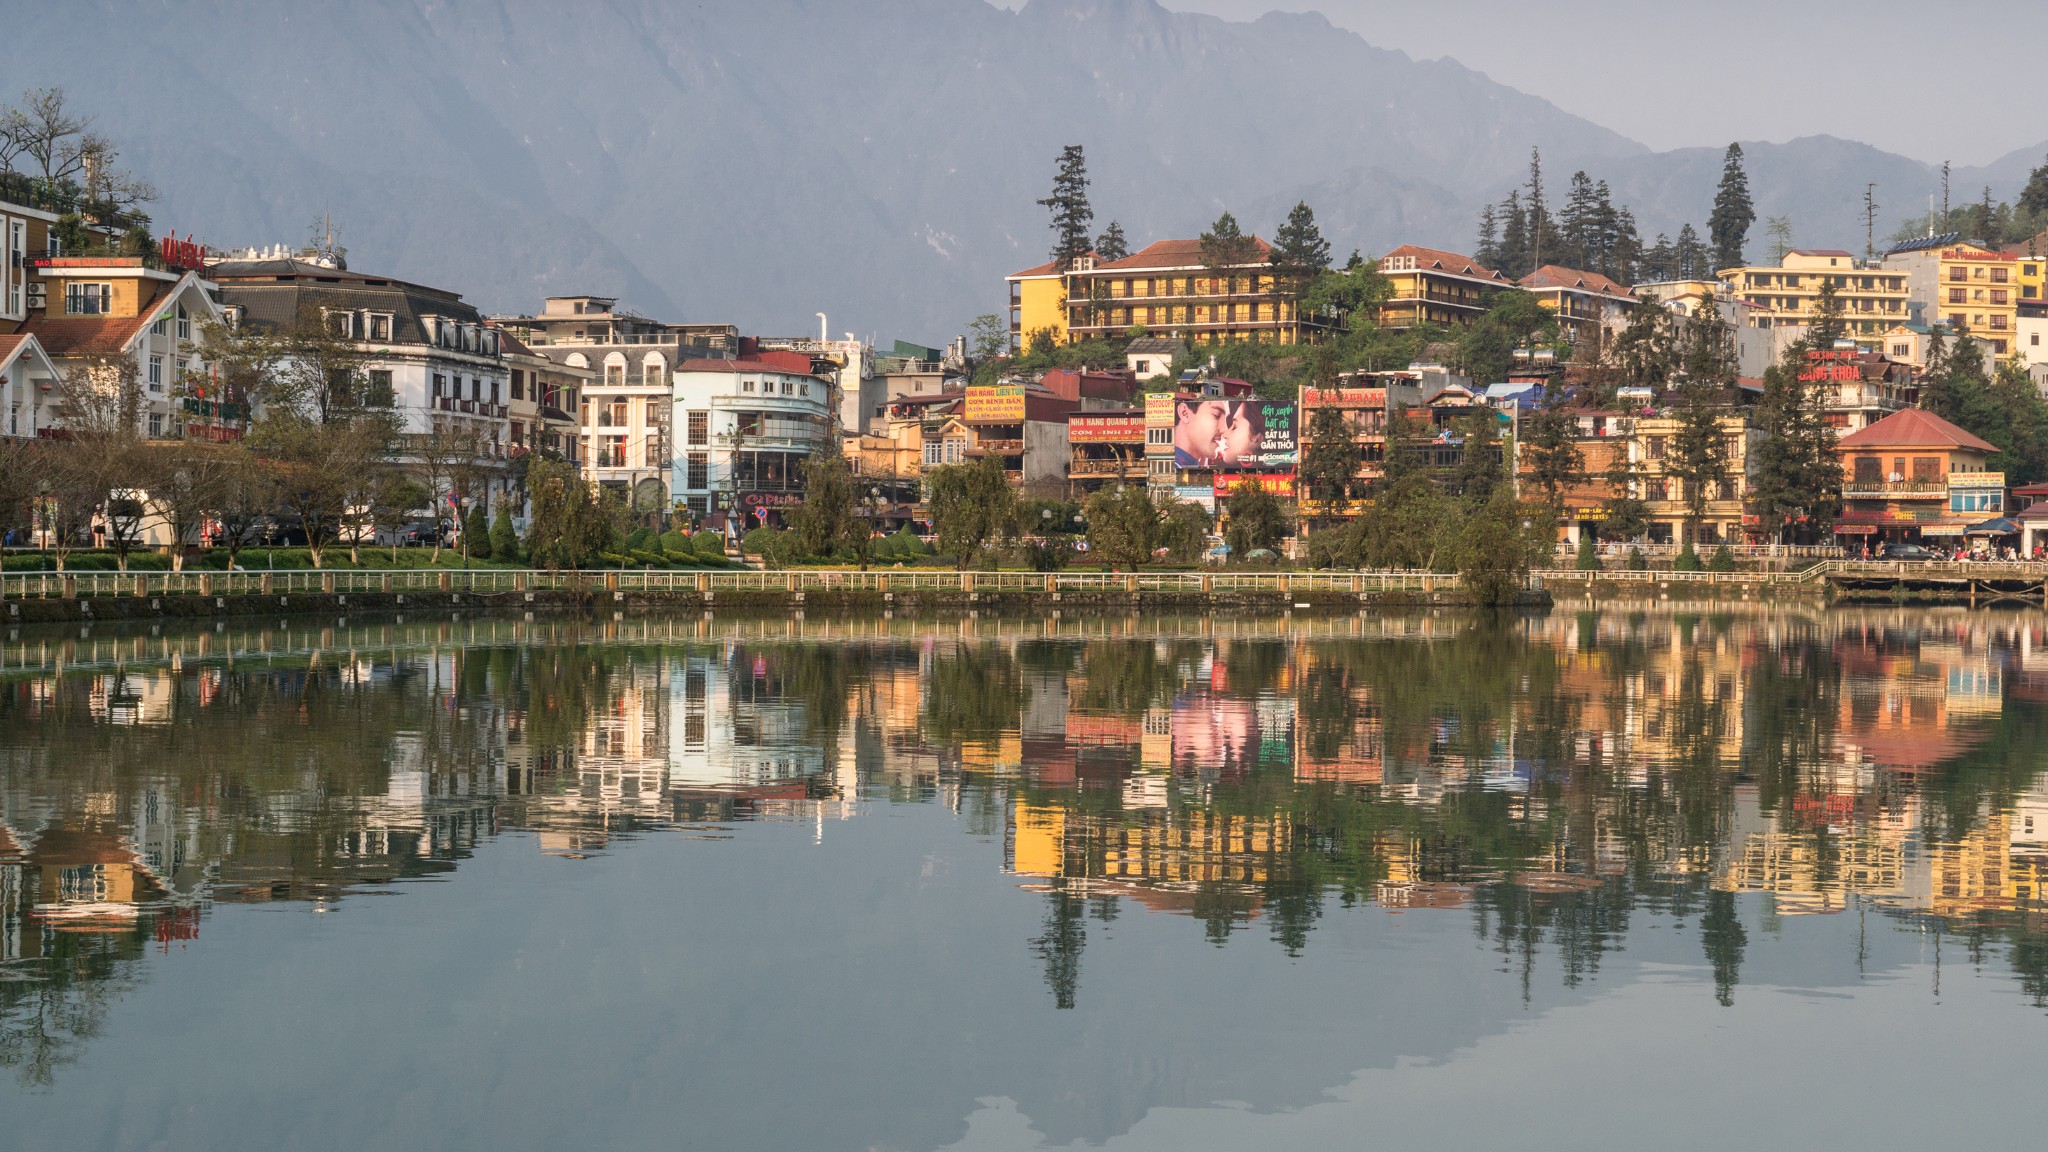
left=1374, top=245, right=1509, bottom=329
left=1005, top=237, right=1320, bottom=350
left=1881, top=234, right=2022, bottom=356
left=1716, top=250, right=1909, bottom=347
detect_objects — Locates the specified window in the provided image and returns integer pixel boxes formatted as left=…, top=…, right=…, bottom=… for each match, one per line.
left=66, top=282, right=112, bottom=315
left=368, top=370, right=392, bottom=402
left=1645, top=435, right=1667, bottom=460
left=687, top=452, right=709, bottom=490
left=781, top=380, right=794, bottom=395
left=603, top=435, right=627, bottom=467
left=510, top=370, right=524, bottom=401
left=688, top=410, right=708, bottom=444
left=645, top=397, right=663, bottom=423
left=1912, top=457, right=1940, bottom=481
left=1950, top=288, right=1968, bottom=303
left=1951, top=267, right=1968, bottom=282
left=1992, top=267, right=2010, bottom=283
left=605, top=399, right=628, bottom=426
left=1948, top=314, right=1965, bottom=328
left=326, top=310, right=353, bottom=338
left=1992, top=315, right=2009, bottom=330
left=605, top=361, right=626, bottom=387
left=367, top=313, right=391, bottom=341
left=148, top=354, right=164, bottom=392
left=176, top=305, right=190, bottom=341
left=742, top=379, right=755, bottom=393
left=152, top=314, right=171, bottom=337
left=1992, top=289, right=2009, bottom=305
left=148, top=412, right=163, bottom=438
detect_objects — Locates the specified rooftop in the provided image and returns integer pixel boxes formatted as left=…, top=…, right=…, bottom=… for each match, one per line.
left=1837, top=406, right=1998, bottom=453
left=1378, top=245, right=1505, bottom=282
left=1519, top=264, right=1631, bottom=296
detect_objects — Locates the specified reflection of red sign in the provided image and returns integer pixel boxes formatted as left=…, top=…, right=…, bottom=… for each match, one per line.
left=741, top=491, right=801, bottom=509
left=158, top=234, right=208, bottom=272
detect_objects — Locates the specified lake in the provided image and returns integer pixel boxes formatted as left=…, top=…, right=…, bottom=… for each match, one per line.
left=2, top=606, right=2044, bottom=1150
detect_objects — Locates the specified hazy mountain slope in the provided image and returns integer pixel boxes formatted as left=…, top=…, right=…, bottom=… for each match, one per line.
left=9, top=0, right=2040, bottom=339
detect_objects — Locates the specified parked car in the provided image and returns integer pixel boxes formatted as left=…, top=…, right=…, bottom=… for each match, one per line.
left=1878, top=542, right=1937, bottom=561
left=376, top=519, right=443, bottom=548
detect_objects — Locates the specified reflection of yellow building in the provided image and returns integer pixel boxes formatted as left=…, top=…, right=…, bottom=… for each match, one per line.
left=1006, top=800, right=1289, bottom=889
left=1926, top=812, right=2048, bottom=917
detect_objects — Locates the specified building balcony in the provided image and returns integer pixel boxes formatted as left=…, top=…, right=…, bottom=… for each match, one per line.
left=1069, top=459, right=1146, bottom=477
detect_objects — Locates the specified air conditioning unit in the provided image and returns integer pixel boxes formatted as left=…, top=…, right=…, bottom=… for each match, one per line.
left=26, top=284, right=45, bottom=310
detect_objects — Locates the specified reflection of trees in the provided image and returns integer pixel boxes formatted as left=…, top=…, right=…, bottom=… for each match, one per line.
left=1699, top=890, right=1748, bottom=1006
left=920, top=644, right=1021, bottom=746
left=0, top=916, right=145, bottom=1085
left=1029, top=887, right=1087, bottom=1009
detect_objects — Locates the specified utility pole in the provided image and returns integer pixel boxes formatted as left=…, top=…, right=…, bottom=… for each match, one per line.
left=1863, top=184, right=1879, bottom=262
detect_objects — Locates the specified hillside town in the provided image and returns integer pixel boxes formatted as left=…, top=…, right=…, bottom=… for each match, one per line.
left=8, top=96, right=2048, bottom=578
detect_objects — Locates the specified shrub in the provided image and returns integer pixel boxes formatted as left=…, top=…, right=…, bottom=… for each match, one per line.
left=694, top=531, right=728, bottom=558
left=1673, top=541, right=1700, bottom=572
left=1625, top=547, right=1647, bottom=570
left=1575, top=534, right=1602, bottom=572
left=623, top=527, right=653, bottom=553
left=465, top=508, right=493, bottom=559
left=491, top=508, right=520, bottom=563
left=1707, top=544, right=1736, bottom=572
left=660, top=530, right=688, bottom=555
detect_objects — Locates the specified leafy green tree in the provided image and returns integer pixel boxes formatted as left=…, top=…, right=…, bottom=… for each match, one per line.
left=1457, top=488, right=1542, bottom=606
left=1083, top=483, right=1159, bottom=569
left=1708, top=143, right=1755, bottom=270
left=1037, top=144, right=1093, bottom=272
left=967, top=314, right=1009, bottom=363
left=1575, top=533, right=1601, bottom=571
left=1093, top=220, right=1128, bottom=262
left=1222, top=482, right=1288, bottom=558
left=1154, top=497, right=1212, bottom=565
left=925, top=454, right=1015, bottom=569
left=525, top=457, right=618, bottom=569
left=1354, top=411, right=1460, bottom=569
left=789, top=448, right=858, bottom=562
left=1748, top=345, right=1840, bottom=543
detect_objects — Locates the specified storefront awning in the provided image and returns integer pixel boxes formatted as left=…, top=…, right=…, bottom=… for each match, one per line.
left=1966, top=516, right=2022, bottom=536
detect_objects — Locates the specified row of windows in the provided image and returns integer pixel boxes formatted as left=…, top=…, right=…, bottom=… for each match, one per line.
left=1084, top=274, right=1273, bottom=299
left=1947, top=287, right=2011, bottom=305
left=432, top=372, right=502, bottom=402
left=1741, top=273, right=1905, bottom=291
left=326, top=309, right=394, bottom=342
left=1949, top=265, right=2012, bottom=283
left=1080, top=302, right=1282, bottom=328
left=1944, top=312, right=2011, bottom=331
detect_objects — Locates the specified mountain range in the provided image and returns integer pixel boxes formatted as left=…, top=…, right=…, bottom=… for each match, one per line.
left=13, top=0, right=2048, bottom=342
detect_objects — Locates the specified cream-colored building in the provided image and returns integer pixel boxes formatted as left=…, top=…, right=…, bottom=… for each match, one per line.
left=1717, top=250, right=1909, bottom=347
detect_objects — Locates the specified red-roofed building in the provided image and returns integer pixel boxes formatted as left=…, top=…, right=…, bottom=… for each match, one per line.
left=1835, top=407, right=2004, bottom=544
left=1517, top=264, right=1636, bottom=349
left=1375, top=245, right=1509, bottom=329
left=1005, top=236, right=1325, bottom=351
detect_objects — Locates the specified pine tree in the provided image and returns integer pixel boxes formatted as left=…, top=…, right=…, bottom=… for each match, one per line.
left=1525, top=148, right=1550, bottom=272
left=1520, top=401, right=1585, bottom=522
left=1199, top=210, right=1259, bottom=271
left=1298, top=405, right=1358, bottom=523
left=1498, top=190, right=1529, bottom=277
left=1452, top=408, right=1504, bottom=511
left=1600, top=420, right=1651, bottom=542
left=1976, top=185, right=2003, bottom=248
left=2019, top=155, right=2048, bottom=220
left=1037, top=144, right=1094, bottom=271
left=1708, top=142, right=1755, bottom=270
left=1269, top=200, right=1331, bottom=299
left=1093, top=219, right=1128, bottom=262
left=1675, top=224, right=1707, bottom=280
left=1609, top=206, right=1643, bottom=284
left=1668, top=292, right=1735, bottom=544
left=1557, top=170, right=1599, bottom=271
left=1641, top=233, right=1675, bottom=282
left=1808, top=276, right=1846, bottom=350
left=1475, top=203, right=1501, bottom=269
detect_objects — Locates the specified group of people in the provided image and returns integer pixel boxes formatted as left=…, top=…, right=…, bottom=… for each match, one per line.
left=1862, top=541, right=2043, bottom=562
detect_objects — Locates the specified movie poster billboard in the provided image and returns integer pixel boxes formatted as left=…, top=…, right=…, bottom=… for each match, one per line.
left=1171, top=398, right=1297, bottom=470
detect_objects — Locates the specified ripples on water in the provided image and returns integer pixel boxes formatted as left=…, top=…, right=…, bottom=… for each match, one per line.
left=1, top=607, right=2045, bottom=1148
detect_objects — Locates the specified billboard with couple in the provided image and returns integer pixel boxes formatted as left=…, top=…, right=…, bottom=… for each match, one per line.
left=1171, top=398, right=1298, bottom=470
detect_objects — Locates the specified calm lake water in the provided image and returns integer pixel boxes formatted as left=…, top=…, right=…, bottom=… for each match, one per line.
left=3, top=607, right=2046, bottom=1150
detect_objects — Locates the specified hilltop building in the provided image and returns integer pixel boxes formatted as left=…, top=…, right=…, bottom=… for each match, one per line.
left=1716, top=250, right=1909, bottom=347
left=1006, top=238, right=1321, bottom=350
left=1882, top=235, right=2021, bottom=357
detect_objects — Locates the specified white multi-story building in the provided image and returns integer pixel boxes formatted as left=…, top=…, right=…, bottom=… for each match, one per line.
left=209, top=249, right=516, bottom=509
left=670, top=358, right=833, bottom=527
